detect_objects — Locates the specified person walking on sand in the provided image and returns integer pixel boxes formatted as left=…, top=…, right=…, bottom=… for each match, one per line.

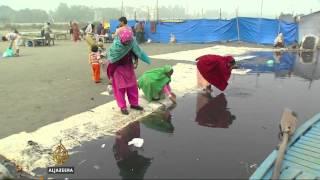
left=89, top=45, right=102, bottom=83
left=42, top=22, right=52, bottom=46
left=72, top=22, right=81, bottom=42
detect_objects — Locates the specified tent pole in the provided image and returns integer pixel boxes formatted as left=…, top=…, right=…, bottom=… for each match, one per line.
left=278, top=14, right=281, bottom=34
left=236, top=8, right=240, bottom=42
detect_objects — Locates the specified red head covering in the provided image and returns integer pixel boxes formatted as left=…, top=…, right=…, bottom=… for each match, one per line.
left=196, top=54, right=234, bottom=91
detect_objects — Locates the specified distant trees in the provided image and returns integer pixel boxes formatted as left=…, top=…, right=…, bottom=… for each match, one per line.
left=53, top=3, right=95, bottom=22
left=0, top=5, right=49, bottom=23
left=0, top=3, right=233, bottom=24
left=15, top=9, right=49, bottom=23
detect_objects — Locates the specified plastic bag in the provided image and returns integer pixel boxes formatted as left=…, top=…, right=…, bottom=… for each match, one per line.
left=2, top=48, right=14, bottom=58
left=128, top=138, right=144, bottom=148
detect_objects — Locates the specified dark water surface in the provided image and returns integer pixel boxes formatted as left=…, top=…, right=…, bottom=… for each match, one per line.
left=34, top=50, right=320, bottom=179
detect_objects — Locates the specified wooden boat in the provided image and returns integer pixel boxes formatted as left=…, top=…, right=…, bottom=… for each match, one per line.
left=250, top=113, right=320, bottom=179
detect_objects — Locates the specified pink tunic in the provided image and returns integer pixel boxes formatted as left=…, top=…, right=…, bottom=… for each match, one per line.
left=107, top=51, right=137, bottom=89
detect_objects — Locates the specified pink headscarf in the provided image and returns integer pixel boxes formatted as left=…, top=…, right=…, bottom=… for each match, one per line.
left=119, top=27, right=133, bottom=44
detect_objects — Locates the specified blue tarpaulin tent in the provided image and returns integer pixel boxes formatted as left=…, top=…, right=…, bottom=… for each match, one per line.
left=110, top=17, right=298, bottom=45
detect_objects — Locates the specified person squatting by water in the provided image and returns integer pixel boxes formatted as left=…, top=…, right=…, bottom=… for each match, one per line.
left=2, top=29, right=21, bottom=56
left=138, top=65, right=177, bottom=104
left=196, top=54, right=237, bottom=93
left=89, top=45, right=102, bottom=83
left=106, top=17, right=151, bottom=115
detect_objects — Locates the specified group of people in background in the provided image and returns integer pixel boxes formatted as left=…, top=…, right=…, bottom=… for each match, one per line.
left=69, top=21, right=112, bottom=43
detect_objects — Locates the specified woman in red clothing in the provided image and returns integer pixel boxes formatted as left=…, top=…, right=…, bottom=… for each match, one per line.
left=196, top=54, right=237, bottom=93
left=72, top=22, right=81, bottom=42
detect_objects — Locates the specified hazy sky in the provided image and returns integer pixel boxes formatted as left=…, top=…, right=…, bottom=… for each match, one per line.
left=1, top=0, right=320, bottom=17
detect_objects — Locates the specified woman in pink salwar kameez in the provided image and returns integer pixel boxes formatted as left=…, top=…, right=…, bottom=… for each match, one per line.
left=107, top=28, right=143, bottom=115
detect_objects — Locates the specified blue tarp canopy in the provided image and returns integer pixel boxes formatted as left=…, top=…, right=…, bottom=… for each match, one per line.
left=110, top=17, right=298, bottom=45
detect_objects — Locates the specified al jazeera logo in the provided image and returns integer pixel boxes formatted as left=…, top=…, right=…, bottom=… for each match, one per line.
left=47, top=140, right=74, bottom=174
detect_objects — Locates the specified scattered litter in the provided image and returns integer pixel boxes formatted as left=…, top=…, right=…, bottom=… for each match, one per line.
left=100, top=85, right=113, bottom=96
left=101, top=144, right=105, bottom=148
left=249, top=163, right=258, bottom=169
left=93, top=165, right=100, bottom=170
left=78, top=160, right=86, bottom=166
left=240, top=161, right=258, bottom=174
left=128, top=138, right=144, bottom=148
left=107, top=85, right=113, bottom=95
left=2, top=48, right=14, bottom=58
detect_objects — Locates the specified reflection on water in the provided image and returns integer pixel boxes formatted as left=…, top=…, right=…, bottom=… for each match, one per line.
left=294, top=51, right=320, bottom=85
left=238, top=50, right=320, bottom=89
left=113, top=121, right=152, bottom=179
left=196, top=93, right=236, bottom=128
left=300, top=51, right=315, bottom=63
left=141, top=105, right=175, bottom=134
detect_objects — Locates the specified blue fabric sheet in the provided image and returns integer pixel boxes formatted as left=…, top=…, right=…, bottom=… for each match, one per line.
left=110, top=18, right=298, bottom=45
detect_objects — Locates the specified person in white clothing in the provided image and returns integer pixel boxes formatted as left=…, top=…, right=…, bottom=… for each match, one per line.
left=2, top=30, right=21, bottom=56
left=274, top=33, right=284, bottom=48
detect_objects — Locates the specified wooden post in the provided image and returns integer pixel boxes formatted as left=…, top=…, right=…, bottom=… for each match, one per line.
left=121, top=0, right=124, bottom=17
left=260, top=0, right=263, bottom=17
left=278, top=14, right=281, bottom=35
left=156, top=0, right=159, bottom=22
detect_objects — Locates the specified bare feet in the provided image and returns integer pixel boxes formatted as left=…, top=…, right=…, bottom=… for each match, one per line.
left=169, top=94, right=177, bottom=104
